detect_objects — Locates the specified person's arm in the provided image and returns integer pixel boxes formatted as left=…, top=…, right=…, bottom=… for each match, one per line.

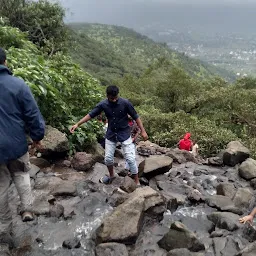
left=19, top=83, right=45, bottom=147
left=135, top=118, right=148, bottom=141
left=239, top=207, right=256, bottom=224
left=70, top=102, right=103, bottom=133
left=126, top=100, right=148, bottom=141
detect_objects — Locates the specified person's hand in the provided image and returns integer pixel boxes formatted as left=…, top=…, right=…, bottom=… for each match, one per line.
left=141, top=131, right=148, bottom=141
left=70, top=124, right=78, bottom=133
left=239, top=215, right=253, bottom=225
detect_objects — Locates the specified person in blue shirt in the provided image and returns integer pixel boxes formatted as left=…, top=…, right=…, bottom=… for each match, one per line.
left=0, top=48, right=45, bottom=249
left=70, top=85, right=148, bottom=185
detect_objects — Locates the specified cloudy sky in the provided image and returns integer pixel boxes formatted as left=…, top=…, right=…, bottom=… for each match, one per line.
left=58, top=0, right=256, bottom=34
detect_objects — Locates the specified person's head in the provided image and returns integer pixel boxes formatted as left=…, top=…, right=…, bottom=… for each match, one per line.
left=184, top=132, right=191, bottom=140
left=106, top=85, right=119, bottom=102
left=0, top=48, right=6, bottom=66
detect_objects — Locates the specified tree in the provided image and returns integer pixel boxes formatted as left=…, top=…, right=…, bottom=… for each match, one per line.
left=0, top=0, right=69, bottom=55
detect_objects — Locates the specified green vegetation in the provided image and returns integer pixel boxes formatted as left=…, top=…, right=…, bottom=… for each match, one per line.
left=0, top=18, right=104, bottom=154
left=0, top=0, right=69, bottom=54
left=69, top=23, right=236, bottom=85
left=2, top=1, right=256, bottom=158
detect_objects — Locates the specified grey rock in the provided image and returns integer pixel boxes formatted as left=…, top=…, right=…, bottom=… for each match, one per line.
left=49, top=204, right=64, bottom=218
left=95, top=243, right=128, bottom=256
left=167, top=248, right=204, bottom=256
left=207, top=212, right=242, bottom=231
left=41, top=125, right=69, bottom=156
left=216, top=183, right=236, bottom=199
left=239, top=158, right=256, bottom=180
left=120, top=176, right=137, bottom=193
left=223, top=141, right=250, bottom=167
left=158, top=221, right=205, bottom=252
left=233, top=188, right=253, bottom=209
left=138, top=155, right=173, bottom=178
left=52, top=183, right=77, bottom=197
left=62, top=238, right=81, bottom=249
left=71, top=152, right=95, bottom=172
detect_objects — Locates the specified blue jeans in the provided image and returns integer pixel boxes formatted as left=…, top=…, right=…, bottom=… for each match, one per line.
left=105, top=137, right=138, bottom=175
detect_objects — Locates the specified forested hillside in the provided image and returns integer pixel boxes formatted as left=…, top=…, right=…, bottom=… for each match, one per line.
left=2, top=0, right=256, bottom=159
left=69, top=23, right=235, bottom=85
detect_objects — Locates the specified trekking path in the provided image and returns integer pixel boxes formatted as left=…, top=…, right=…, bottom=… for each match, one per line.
left=7, top=127, right=256, bottom=256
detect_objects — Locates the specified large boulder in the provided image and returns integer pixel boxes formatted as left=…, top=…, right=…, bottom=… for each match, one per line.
left=71, top=152, right=95, bottom=172
left=207, top=212, right=242, bottom=231
left=236, top=240, right=256, bottom=256
left=239, top=158, right=256, bottom=180
left=166, top=148, right=197, bottom=164
left=138, top=155, right=173, bottom=178
left=95, top=243, right=129, bottom=256
left=96, top=187, right=165, bottom=244
left=167, top=249, right=204, bottom=256
left=158, top=221, right=205, bottom=252
left=216, top=183, right=236, bottom=199
left=206, top=195, right=238, bottom=213
left=223, top=141, right=250, bottom=167
left=233, top=188, right=254, bottom=209
left=41, top=125, right=69, bottom=156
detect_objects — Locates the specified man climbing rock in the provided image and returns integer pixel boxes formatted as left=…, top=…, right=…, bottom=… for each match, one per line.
left=70, top=85, right=148, bottom=185
left=0, top=48, right=45, bottom=251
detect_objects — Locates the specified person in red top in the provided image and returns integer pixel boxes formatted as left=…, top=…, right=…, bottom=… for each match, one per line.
left=179, top=133, right=193, bottom=151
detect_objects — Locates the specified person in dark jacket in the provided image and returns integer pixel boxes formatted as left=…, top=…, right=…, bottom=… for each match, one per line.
left=0, top=48, right=45, bottom=249
left=70, top=85, right=148, bottom=185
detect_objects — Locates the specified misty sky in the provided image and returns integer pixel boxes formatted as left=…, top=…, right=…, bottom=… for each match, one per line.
left=59, top=0, right=256, bottom=34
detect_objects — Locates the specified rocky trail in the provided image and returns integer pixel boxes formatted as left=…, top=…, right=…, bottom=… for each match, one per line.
left=6, top=127, right=256, bottom=256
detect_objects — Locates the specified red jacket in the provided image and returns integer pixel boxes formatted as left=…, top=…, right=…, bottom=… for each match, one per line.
left=179, top=133, right=192, bottom=151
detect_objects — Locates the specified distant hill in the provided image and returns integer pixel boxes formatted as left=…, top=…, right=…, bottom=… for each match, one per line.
left=69, top=23, right=235, bottom=85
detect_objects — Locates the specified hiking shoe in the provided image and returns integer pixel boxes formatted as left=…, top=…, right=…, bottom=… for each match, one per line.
left=99, top=175, right=116, bottom=184
left=22, top=211, right=34, bottom=222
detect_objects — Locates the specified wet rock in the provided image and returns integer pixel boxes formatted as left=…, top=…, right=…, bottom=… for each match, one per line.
left=29, top=164, right=40, bottom=179
left=239, top=158, right=256, bottom=180
left=95, top=242, right=128, bottom=256
left=166, top=148, right=197, bottom=164
left=85, top=163, right=109, bottom=183
left=30, top=157, right=50, bottom=168
left=34, top=177, right=50, bottom=190
left=242, top=223, right=256, bottom=242
left=52, top=183, right=77, bottom=197
left=167, top=248, right=204, bottom=256
left=188, top=189, right=204, bottom=202
left=223, top=141, right=250, bottom=167
left=236, top=240, right=256, bottom=256
left=161, top=191, right=187, bottom=206
left=41, top=125, right=69, bottom=156
left=120, top=176, right=137, bottom=193
left=233, top=188, right=254, bottom=209
left=207, top=212, right=242, bottom=231
left=86, top=143, right=105, bottom=163
left=207, top=156, right=223, bottom=166
left=108, top=189, right=129, bottom=207
left=97, top=187, right=165, bottom=244
left=210, top=229, right=230, bottom=238
left=138, top=155, right=173, bottom=178
left=71, top=152, right=95, bottom=172
left=216, top=183, right=236, bottom=199
left=55, top=160, right=71, bottom=168
left=62, top=238, right=81, bottom=249
left=49, top=204, right=64, bottom=218
left=167, top=197, right=179, bottom=213
left=139, top=177, right=149, bottom=186
left=158, top=221, right=205, bottom=252
left=250, top=178, right=256, bottom=189
left=206, top=195, right=232, bottom=208
left=213, top=236, right=240, bottom=256
left=137, top=140, right=167, bottom=156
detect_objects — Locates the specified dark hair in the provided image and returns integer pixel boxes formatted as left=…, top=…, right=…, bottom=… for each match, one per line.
left=106, top=85, right=119, bottom=97
left=0, top=48, right=6, bottom=65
